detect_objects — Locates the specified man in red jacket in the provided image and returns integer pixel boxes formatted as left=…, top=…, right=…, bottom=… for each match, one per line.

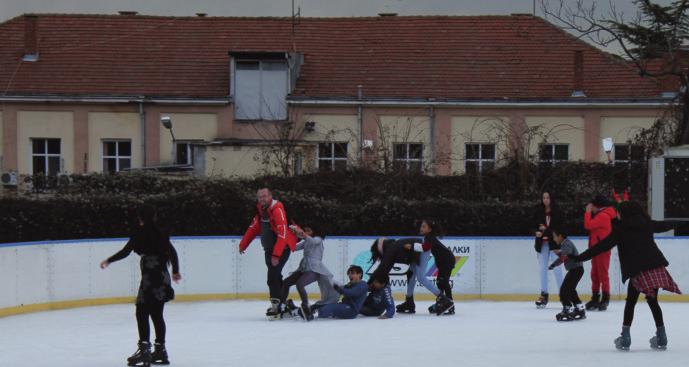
left=583, top=194, right=617, bottom=311
left=239, top=188, right=298, bottom=318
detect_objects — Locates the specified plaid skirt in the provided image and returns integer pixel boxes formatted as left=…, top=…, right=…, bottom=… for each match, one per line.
left=631, top=267, right=681, bottom=297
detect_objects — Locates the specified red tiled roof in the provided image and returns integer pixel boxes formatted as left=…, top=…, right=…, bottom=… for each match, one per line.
left=0, top=14, right=665, bottom=100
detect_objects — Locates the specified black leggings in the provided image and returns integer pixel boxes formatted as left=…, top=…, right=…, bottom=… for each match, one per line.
left=280, top=271, right=319, bottom=305
left=436, top=264, right=453, bottom=300
left=559, top=267, right=584, bottom=307
left=623, top=282, right=664, bottom=327
left=135, top=302, right=166, bottom=344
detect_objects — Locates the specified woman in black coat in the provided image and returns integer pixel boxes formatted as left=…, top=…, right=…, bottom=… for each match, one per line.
left=100, top=206, right=181, bottom=366
left=533, top=191, right=564, bottom=308
left=571, top=201, right=680, bottom=351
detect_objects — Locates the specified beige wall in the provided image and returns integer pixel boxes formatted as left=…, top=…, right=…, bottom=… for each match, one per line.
left=450, top=116, right=509, bottom=174
left=17, top=111, right=74, bottom=175
left=159, top=113, right=218, bottom=165
left=87, top=112, right=142, bottom=172
left=525, top=116, right=586, bottom=162
left=599, top=116, right=656, bottom=162
left=378, top=115, right=432, bottom=171
left=303, top=114, right=358, bottom=169
left=202, top=145, right=277, bottom=177
left=0, top=112, right=3, bottom=171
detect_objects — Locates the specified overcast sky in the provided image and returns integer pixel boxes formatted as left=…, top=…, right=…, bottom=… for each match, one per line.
left=0, top=0, right=675, bottom=20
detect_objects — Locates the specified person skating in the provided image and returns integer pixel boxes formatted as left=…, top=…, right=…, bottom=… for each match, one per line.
left=583, top=194, right=616, bottom=311
left=547, top=227, right=585, bottom=322
left=533, top=191, right=564, bottom=309
left=280, top=225, right=338, bottom=321
left=371, top=237, right=453, bottom=315
left=100, top=206, right=181, bottom=367
left=360, top=273, right=395, bottom=319
left=415, top=219, right=457, bottom=315
left=570, top=201, right=681, bottom=351
left=316, top=265, right=368, bottom=319
left=238, top=187, right=298, bottom=319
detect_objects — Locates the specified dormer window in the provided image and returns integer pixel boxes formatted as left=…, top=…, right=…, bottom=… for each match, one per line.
left=231, top=52, right=293, bottom=121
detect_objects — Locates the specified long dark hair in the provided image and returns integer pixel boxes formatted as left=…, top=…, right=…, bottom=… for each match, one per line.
left=618, top=201, right=650, bottom=227
left=421, top=218, right=443, bottom=238
left=538, top=191, right=557, bottom=214
left=130, top=205, right=170, bottom=259
left=303, top=225, right=326, bottom=239
left=370, top=239, right=390, bottom=263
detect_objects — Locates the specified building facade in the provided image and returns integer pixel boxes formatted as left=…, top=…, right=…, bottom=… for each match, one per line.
left=0, top=13, right=674, bottom=181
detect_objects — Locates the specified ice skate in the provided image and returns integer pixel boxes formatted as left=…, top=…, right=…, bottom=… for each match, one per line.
left=555, top=307, right=573, bottom=322
left=282, top=299, right=299, bottom=318
left=150, top=342, right=169, bottom=365
left=598, top=292, right=610, bottom=311
left=434, top=295, right=454, bottom=316
left=266, top=298, right=282, bottom=321
left=585, top=292, right=600, bottom=311
left=127, top=341, right=152, bottom=367
left=615, top=326, right=631, bottom=351
left=649, top=326, right=667, bottom=350
left=535, top=292, right=548, bottom=309
left=396, top=296, right=416, bottom=314
left=571, top=304, right=586, bottom=320
left=297, top=303, right=314, bottom=321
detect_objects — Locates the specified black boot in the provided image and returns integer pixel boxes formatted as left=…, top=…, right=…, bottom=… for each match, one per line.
left=585, top=292, right=600, bottom=311
left=535, top=292, right=548, bottom=309
left=598, top=292, right=610, bottom=311
left=297, top=303, right=314, bottom=321
left=266, top=298, right=282, bottom=320
left=396, top=296, right=416, bottom=314
left=127, top=341, right=151, bottom=367
left=150, top=342, right=169, bottom=365
left=434, top=295, right=454, bottom=316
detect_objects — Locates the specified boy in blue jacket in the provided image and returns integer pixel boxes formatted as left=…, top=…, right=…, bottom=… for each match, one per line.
left=361, top=273, right=395, bottom=319
left=316, top=265, right=368, bottom=319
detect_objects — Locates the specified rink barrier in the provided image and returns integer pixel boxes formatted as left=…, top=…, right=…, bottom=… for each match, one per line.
left=1, top=236, right=688, bottom=317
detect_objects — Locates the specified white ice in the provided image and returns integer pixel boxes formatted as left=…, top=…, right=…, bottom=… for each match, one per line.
left=1, top=300, right=687, bottom=367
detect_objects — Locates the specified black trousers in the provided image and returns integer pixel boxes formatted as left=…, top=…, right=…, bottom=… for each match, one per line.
left=264, top=247, right=291, bottom=300
left=559, top=267, right=584, bottom=307
left=436, top=263, right=453, bottom=299
left=135, top=302, right=166, bottom=344
left=623, top=282, right=664, bottom=327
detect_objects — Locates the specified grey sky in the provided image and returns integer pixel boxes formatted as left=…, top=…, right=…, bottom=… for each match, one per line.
left=0, top=0, right=674, bottom=20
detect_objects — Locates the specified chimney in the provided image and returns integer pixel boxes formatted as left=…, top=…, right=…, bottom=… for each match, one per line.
left=23, top=15, right=39, bottom=62
left=118, top=11, right=138, bottom=16
left=196, top=13, right=207, bottom=17
left=378, top=12, right=398, bottom=17
left=571, top=50, right=586, bottom=97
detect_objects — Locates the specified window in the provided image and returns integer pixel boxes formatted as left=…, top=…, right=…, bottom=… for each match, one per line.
left=393, top=143, right=423, bottom=172
left=234, top=60, right=288, bottom=120
left=317, top=142, right=348, bottom=172
left=465, top=143, right=496, bottom=174
left=31, top=138, right=61, bottom=176
left=176, top=142, right=194, bottom=165
left=539, top=144, right=569, bottom=165
left=614, top=143, right=644, bottom=165
left=102, top=140, right=131, bottom=173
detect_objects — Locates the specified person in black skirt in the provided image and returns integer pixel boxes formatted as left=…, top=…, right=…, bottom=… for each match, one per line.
left=100, top=206, right=181, bottom=366
left=570, top=201, right=681, bottom=351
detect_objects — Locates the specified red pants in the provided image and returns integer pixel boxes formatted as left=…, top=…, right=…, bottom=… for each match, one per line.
left=590, top=248, right=611, bottom=294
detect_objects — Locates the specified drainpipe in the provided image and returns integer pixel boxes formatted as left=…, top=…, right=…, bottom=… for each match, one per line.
left=357, top=85, right=363, bottom=162
left=139, top=101, right=146, bottom=167
left=429, top=105, right=436, bottom=175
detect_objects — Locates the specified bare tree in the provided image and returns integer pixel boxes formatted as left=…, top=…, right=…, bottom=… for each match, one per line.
left=540, top=0, right=689, bottom=149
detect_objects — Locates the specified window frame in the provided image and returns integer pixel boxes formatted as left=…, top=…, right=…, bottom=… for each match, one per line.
left=30, top=138, right=62, bottom=176
left=232, top=59, right=289, bottom=121
left=613, top=143, right=645, bottom=166
left=538, top=143, right=569, bottom=166
left=392, top=143, right=424, bottom=172
left=464, top=142, right=496, bottom=174
left=316, top=142, right=348, bottom=172
left=102, top=139, right=132, bottom=173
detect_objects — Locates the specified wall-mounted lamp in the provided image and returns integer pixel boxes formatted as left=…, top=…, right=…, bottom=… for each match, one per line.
left=602, top=137, right=613, bottom=164
left=161, top=116, right=176, bottom=143
left=304, top=121, right=316, bottom=133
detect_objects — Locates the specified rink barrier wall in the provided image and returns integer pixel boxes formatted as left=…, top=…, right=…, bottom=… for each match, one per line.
left=1, top=236, right=688, bottom=317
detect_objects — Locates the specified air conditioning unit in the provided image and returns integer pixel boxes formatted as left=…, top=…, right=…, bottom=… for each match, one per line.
left=1, top=171, right=18, bottom=186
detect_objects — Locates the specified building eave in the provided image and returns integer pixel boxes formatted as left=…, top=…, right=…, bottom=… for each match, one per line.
left=0, top=94, right=231, bottom=105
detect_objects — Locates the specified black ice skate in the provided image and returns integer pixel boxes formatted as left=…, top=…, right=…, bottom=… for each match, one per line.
left=585, top=292, right=600, bottom=311
left=297, top=303, right=314, bottom=321
left=266, top=298, right=282, bottom=321
left=127, top=341, right=152, bottom=367
left=649, top=326, right=667, bottom=350
left=571, top=305, right=586, bottom=320
left=615, top=326, right=631, bottom=351
left=555, top=307, right=574, bottom=322
left=434, top=295, right=454, bottom=316
left=535, top=292, right=548, bottom=309
left=283, top=299, right=299, bottom=318
left=598, top=292, right=610, bottom=311
left=396, top=296, right=416, bottom=314
left=150, top=342, right=169, bottom=365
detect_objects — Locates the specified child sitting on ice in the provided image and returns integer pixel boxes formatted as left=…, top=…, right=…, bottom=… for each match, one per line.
left=360, top=273, right=395, bottom=319
left=316, top=265, right=368, bottom=320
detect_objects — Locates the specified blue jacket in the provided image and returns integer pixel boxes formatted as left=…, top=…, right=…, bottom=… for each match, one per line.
left=363, top=285, right=395, bottom=318
left=339, top=281, right=368, bottom=313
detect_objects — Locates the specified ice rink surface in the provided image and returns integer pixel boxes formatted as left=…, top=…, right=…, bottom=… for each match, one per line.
left=1, top=300, right=687, bottom=367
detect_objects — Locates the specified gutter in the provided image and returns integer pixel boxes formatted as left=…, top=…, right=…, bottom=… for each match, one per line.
left=0, top=95, right=231, bottom=105
left=287, top=98, right=672, bottom=109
